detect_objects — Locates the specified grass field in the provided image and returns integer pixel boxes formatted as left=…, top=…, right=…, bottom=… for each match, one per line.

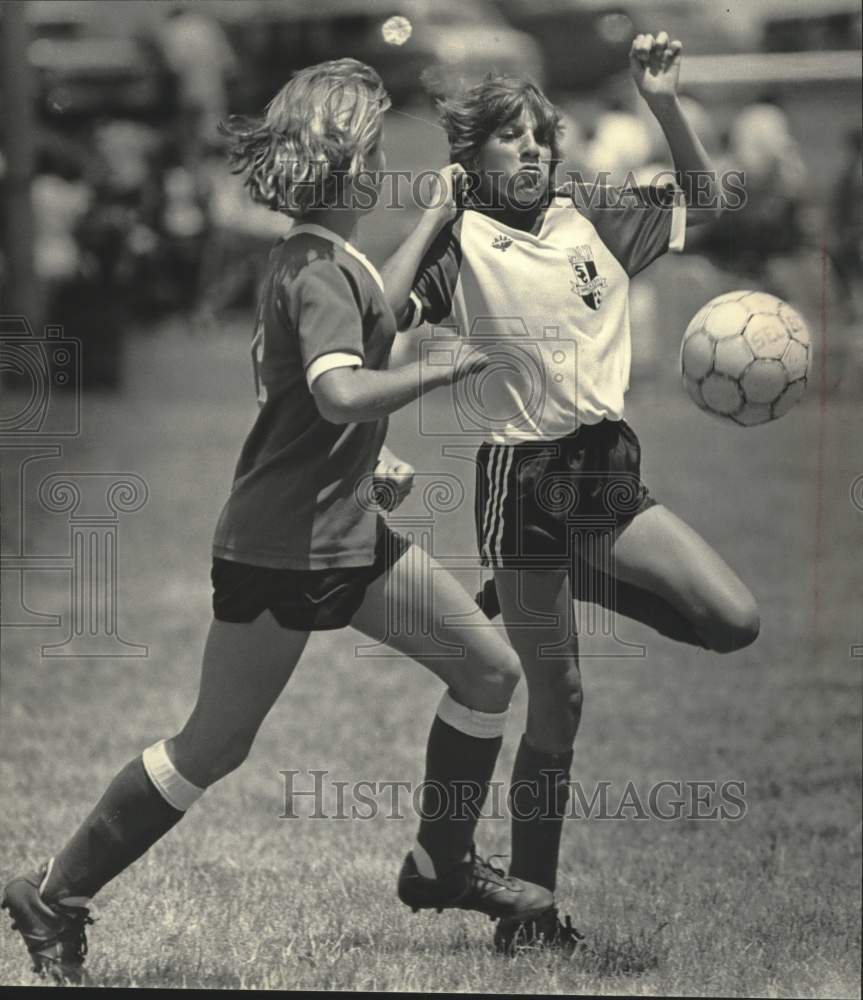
left=2, top=260, right=861, bottom=994
left=2, top=94, right=862, bottom=992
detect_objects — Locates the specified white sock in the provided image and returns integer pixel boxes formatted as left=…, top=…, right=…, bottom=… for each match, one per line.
left=142, top=739, right=204, bottom=812
left=435, top=690, right=508, bottom=739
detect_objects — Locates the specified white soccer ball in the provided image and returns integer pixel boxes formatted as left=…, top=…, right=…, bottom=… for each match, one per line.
left=680, top=290, right=810, bottom=426
left=381, top=15, right=412, bottom=46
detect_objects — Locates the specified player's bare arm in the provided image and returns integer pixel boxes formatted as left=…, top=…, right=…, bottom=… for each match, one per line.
left=630, top=31, right=724, bottom=226
left=311, top=341, right=490, bottom=425
left=381, top=164, right=464, bottom=328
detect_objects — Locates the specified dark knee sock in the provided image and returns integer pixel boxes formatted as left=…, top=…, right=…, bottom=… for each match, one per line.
left=508, top=735, right=573, bottom=893
left=41, top=746, right=201, bottom=903
left=476, top=574, right=707, bottom=648
left=416, top=692, right=506, bottom=876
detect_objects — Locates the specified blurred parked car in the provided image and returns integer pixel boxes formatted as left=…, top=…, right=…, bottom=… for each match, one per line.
left=760, top=0, right=862, bottom=51
left=494, top=0, right=752, bottom=93
left=398, top=0, right=546, bottom=97
left=16, top=1, right=174, bottom=121
left=218, top=0, right=544, bottom=109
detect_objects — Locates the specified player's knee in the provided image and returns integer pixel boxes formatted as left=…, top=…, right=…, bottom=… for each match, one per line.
left=173, top=730, right=254, bottom=786
left=207, top=733, right=255, bottom=783
left=526, top=673, right=583, bottom=751
left=213, top=737, right=253, bottom=780
left=727, top=608, right=760, bottom=651
left=483, top=648, right=522, bottom=699
left=707, top=595, right=760, bottom=653
left=496, top=648, right=523, bottom=695
left=561, top=672, right=584, bottom=722
left=530, top=665, right=583, bottom=721
left=459, top=647, right=521, bottom=709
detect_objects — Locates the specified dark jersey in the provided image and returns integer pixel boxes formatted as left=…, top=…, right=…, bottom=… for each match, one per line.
left=212, top=223, right=396, bottom=570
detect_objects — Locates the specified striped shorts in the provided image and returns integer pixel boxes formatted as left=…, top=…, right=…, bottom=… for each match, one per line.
left=474, top=418, right=656, bottom=569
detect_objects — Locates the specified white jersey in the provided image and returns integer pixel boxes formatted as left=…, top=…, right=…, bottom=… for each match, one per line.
left=405, top=182, right=685, bottom=443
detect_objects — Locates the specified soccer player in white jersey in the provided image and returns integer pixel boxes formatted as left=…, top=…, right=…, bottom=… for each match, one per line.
left=1, top=59, right=553, bottom=983
left=384, top=33, right=760, bottom=952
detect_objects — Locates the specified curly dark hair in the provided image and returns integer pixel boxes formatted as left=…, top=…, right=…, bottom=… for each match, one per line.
left=437, top=75, right=564, bottom=168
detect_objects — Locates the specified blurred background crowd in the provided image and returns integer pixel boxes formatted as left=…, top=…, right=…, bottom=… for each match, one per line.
left=1, top=0, right=861, bottom=389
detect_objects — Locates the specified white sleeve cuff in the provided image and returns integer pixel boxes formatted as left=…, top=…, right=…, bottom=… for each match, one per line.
left=406, top=291, right=425, bottom=330
left=306, top=351, right=363, bottom=389
left=669, top=201, right=686, bottom=253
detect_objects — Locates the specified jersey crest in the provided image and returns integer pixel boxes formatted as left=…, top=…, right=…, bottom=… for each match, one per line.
left=566, top=245, right=607, bottom=311
left=492, top=234, right=513, bottom=252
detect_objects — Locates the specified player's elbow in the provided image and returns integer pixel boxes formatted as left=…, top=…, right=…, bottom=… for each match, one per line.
left=311, top=369, right=367, bottom=425
left=316, top=403, right=350, bottom=425
left=395, top=315, right=412, bottom=334
left=685, top=181, right=726, bottom=227
left=696, top=199, right=726, bottom=226
left=312, top=375, right=368, bottom=426
left=394, top=301, right=417, bottom=333
left=314, top=393, right=356, bottom=425
left=686, top=206, right=723, bottom=228
left=704, top=598, right=760, bottom=653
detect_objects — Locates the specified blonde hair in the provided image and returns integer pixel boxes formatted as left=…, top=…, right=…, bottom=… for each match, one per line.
left=220, top=58, right=390, bottom=217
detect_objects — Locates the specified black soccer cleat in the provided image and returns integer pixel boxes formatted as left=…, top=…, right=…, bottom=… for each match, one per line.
left=1, top=865, right=94, bottom=984
left=494, top=904, right=586, bottom=956
left=397, top=847, right=553, bottom=921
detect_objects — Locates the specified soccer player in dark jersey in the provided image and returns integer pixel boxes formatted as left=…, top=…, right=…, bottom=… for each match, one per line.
left=1, top=59, right=553, bottom=983
left=384, top=33, right=760, bottom=953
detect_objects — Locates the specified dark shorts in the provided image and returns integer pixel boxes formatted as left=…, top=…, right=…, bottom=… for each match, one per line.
left=212, top=518, right=411, bottom=631
left=474, top=418, right=656, bottom=570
